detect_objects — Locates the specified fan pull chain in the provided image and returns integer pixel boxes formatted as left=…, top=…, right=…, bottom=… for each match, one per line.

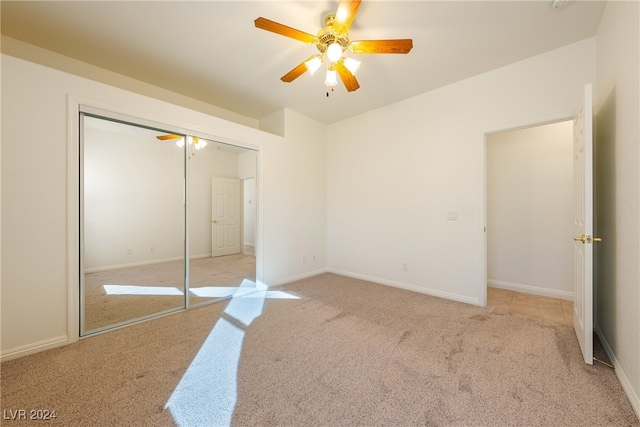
left=326, top=85, right=335, bottom=97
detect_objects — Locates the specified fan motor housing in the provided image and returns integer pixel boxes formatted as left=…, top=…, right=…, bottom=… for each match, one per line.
left=316, top=14, right=349, bottom=54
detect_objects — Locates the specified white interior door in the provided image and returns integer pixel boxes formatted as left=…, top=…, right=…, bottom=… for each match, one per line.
left=212, top=177, right=241, bottom=257
left=572, top=83, right=595, bottom=365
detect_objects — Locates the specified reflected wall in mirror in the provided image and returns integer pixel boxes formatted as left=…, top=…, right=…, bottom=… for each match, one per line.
left=188, top=141, right=258, bottom=306
left=81, top=115, right=186, bottom=334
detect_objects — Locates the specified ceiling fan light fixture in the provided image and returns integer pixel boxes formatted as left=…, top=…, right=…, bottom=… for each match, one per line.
left=326, top=42, right=343, bottom=63
left=195, top=138, right=207, bottom=150
left=254, top=0, right=413, bottom=94
left=305, top=55, right=323, bottom=75
left=343, top=57, right=361, bottom=75
left=325, top=67, right=338, bottom=87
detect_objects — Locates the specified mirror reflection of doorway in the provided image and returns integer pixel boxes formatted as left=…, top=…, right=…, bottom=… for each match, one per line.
left=187, top=141, right=257, bottom=308
left=80, top=112, right=257, bottom=335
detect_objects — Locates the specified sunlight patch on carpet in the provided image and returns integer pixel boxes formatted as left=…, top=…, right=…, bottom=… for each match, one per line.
left=103, top=284, right=183, bottom=296
left=188, top=287, right=239, bottom=298
left=165, top=279, right=299, bottom=426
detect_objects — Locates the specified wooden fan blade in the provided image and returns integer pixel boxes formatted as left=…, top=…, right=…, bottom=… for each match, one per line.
left=254, top=17, right=317, bottom=44
left=335, top=61, right=360, bottom=92
left=349, top=39, right=413, bottom=54
left=281, top=56, right=316, bottom=82
left=333, top=0, right=362, bottom=35
left=156, top=134, right=181, bottom=140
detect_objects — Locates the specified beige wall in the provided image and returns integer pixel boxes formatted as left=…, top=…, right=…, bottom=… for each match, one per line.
left=595, top=0, right=640, bottom=417
left=327, top=38, right=596, bottom=306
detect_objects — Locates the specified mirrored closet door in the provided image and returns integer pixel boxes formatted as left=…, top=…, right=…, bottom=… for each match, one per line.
left=187, top=142, right=258, bottom=307
left=81, top=114, right=186, bottom=334
left=80, top=112, right=258, bottom=336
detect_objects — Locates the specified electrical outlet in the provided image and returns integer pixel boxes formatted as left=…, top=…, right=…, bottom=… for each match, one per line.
left=126, top=248, right=132, bottom=255
left=446, top=210, right=459, bottom=221
left=312, top=254, right=316, bottom=262
left=149, top=246, right=155, bottom=253
left=302, top=255, right=306, bottom=263
left=402, top=262, right=409, bottom=271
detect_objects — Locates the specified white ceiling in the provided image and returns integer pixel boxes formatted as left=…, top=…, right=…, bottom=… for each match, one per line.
left=1, top=1, right=606, bottom=124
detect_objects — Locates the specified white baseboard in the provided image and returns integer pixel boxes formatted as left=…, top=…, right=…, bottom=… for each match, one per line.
left=243, top=242, right=255, bottom=248
left=266, top=268, right=329, bottom=288
left=85, top=254, right=211, bottom=273
left=595, top=325, right=640, bottom=421
left=1, top=335, right=68, bottom=362
left=328, top=268, right=480, bottom=306
left=488, top=279, right=573, bottom=300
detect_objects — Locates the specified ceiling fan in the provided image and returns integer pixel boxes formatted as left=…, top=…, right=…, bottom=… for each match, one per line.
left=157, top=134, right=207, bottom=150
left=254, top=0, right=413, bottom=95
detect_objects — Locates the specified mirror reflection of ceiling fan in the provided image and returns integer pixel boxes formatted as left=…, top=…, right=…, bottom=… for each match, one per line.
left=254, top=0, right=413, bottom=95
left=156, top=134, right=208, bottom=150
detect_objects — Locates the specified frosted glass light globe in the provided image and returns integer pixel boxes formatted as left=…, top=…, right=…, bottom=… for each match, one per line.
left=326, top=42, right=343, bottom=63
left=325, top=69, right=337, bottom=86
left=305, top=56, right=323, bottom=75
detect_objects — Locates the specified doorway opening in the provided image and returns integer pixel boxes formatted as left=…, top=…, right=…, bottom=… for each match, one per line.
left=485, top=120, right=574, bottom=324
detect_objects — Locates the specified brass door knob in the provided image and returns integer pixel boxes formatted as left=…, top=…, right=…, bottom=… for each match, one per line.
left=573, top=235, right=603, bottom=244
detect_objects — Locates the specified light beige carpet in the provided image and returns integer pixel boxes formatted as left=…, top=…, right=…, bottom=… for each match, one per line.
left=1, top=273, right=637, bottom=426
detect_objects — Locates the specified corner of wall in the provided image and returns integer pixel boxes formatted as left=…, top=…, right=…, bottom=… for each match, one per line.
left=259, top=109, right=286, bottom=137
